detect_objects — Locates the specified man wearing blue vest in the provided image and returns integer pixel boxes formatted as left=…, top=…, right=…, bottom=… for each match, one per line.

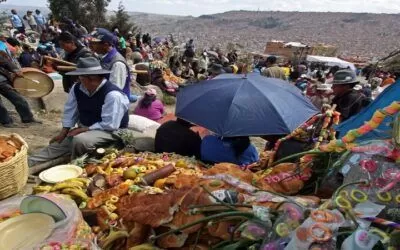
left=28, top=57, right=129, bottom=167
left=89, top=28, right=131, bottom=97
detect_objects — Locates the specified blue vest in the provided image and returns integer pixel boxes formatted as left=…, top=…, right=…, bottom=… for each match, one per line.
left=74, top=81, right=129, bottom=128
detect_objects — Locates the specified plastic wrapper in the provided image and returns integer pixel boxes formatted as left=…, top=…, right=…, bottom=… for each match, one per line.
left=341, top=228, right=380, bottom=250
left=0, top=194, right=95, bottom=249
left=286, top=209, right=345, bottom=250
left=338, top=140, right=399, bottom=215
left=210, top=189, right=239, bottom=204
left=264, top=203, right=304, bottom=248
left=240, top=221, right=269, bottom=241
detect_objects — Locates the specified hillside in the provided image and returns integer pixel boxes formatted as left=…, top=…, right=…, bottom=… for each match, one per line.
left=1, top=4, right=399, bottom=58
left=132, top=10, right=400, bottom=58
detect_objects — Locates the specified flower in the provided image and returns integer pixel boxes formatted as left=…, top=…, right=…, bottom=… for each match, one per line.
left=359, top=159, right=378, bottom=173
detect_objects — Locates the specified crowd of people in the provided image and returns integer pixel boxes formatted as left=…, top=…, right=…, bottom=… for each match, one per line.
left=0, top=11, right=398, bottom=170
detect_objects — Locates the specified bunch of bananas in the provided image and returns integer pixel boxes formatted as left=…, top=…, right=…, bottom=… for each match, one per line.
left=33, top=178, right=90, bottom=203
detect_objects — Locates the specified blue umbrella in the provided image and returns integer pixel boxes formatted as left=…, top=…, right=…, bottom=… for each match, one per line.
left=176, top=73, right=319, bottom=136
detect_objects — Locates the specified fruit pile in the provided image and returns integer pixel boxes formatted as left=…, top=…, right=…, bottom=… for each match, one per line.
left=33, top=150, right=325, bottom=249
left=33, top=178, right=90, bottom=206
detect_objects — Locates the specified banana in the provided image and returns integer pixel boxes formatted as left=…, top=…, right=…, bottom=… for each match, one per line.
left=63, top=180, right=85, bottom=188
left=61, top=188, right=89, bottom=201
left=32, top=185, right=52, bottom=194
left=51, top=182, right=83, bottom=192
left=63, top=194, right=74, bottom=200
left=129, top=244, right=157, bottom=250
left=97, top=166, right=106, bottom=175
left=101, top=228, right=129, bottom=250
left=66, top=178, right=91, bottom=187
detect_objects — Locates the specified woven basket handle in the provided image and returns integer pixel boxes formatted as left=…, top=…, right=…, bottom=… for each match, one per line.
left=10, top=133, right=28, bottom=149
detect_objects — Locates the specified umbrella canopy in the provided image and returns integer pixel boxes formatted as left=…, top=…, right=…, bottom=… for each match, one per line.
left=176, top=73, right=319, bottom=137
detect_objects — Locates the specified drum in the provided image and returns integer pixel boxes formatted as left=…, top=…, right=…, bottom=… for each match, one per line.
left=13, top=68, right=54, bottom=98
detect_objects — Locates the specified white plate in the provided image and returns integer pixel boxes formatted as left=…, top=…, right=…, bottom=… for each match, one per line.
left=0, top=213, right=55, bottom=249
left=39, top=164, right=83, bottom=183
left=20, top=195, right=67, bottom=222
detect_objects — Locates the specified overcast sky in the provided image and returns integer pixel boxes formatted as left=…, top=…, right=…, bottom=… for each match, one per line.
left=6, top=0, right=400, bottom=16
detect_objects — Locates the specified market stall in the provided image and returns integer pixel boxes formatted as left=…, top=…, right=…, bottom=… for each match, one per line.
left=0, top=102, right=400, bottom=249
left=307, top=55, right=357, bottom=72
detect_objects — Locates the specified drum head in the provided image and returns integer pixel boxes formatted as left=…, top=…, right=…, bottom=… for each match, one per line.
left=13, top=68, right=54, bottom=98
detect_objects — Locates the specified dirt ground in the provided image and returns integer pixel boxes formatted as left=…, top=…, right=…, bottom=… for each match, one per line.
left=2, top=110, right=62, bottom=155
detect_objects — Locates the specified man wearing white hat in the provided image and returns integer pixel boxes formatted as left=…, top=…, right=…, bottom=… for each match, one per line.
left=28, top=57, right=130, bottom=167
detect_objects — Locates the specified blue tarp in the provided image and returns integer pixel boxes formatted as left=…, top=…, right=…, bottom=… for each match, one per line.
left=336, top=80, right=400, bottom=141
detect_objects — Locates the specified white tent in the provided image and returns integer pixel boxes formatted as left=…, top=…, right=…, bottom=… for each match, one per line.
left=307, top=55, right=356, bottom=71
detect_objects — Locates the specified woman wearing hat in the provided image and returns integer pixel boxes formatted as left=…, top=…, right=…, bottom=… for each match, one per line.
left=331, top=70, right=370, bottom=122
left=28, top=57, right=130, bottom=168
left=133, top=88, right=165, bottom=122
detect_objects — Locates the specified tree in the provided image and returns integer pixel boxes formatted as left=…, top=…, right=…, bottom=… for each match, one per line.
left=48, top=0, right=111, bottom=31
left=107, top=1, right=137, bottom=37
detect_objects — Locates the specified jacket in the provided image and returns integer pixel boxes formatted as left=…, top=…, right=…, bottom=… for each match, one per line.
left=0, top=54, right=19, bottom=83
left=261, top=65, right=287, bottom=81
left=332, top=90, right=370, bottom=122
left=62, top=46, right=93, bottom=93
left=74, top=80, right=129, bottom=128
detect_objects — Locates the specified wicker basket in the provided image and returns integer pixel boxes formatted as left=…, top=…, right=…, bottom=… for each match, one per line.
left=0, top=133, right=28, bottom=200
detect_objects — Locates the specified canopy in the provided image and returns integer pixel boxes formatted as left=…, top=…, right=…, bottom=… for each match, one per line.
left=307, top=55, right=356, bottom=71
left=176, top=73, right=319, bottom=137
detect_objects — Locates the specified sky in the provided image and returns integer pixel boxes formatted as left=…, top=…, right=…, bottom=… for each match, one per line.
left=5, top=0, right=400, bottom=16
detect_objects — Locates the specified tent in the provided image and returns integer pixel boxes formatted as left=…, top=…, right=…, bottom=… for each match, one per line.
left=307, top=55, right=356, bottom=71
left=335, top=80, right=400, bottom=141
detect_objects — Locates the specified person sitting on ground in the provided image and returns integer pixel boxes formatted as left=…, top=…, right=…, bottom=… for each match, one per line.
left=261, top=56, right=286, bottom=81
left=133, top=88, right=164, bottom=122
left=155, top=118, right=202, bottom=158
left=201, top=135, right=259, bottom=166
left=28, top=57, right=129, bottom=167
left=19, top=44, right=40, bottom=67
left=58, top=31, right=93, bottom=93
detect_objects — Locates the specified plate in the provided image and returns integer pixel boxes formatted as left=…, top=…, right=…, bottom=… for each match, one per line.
left=39, top=164, right=83, bottom=183
left=13, top=67, right=54, bottom=98
left=0, top=213, right=55, bottom=249
left=20, top=195, right=67, bottom=222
